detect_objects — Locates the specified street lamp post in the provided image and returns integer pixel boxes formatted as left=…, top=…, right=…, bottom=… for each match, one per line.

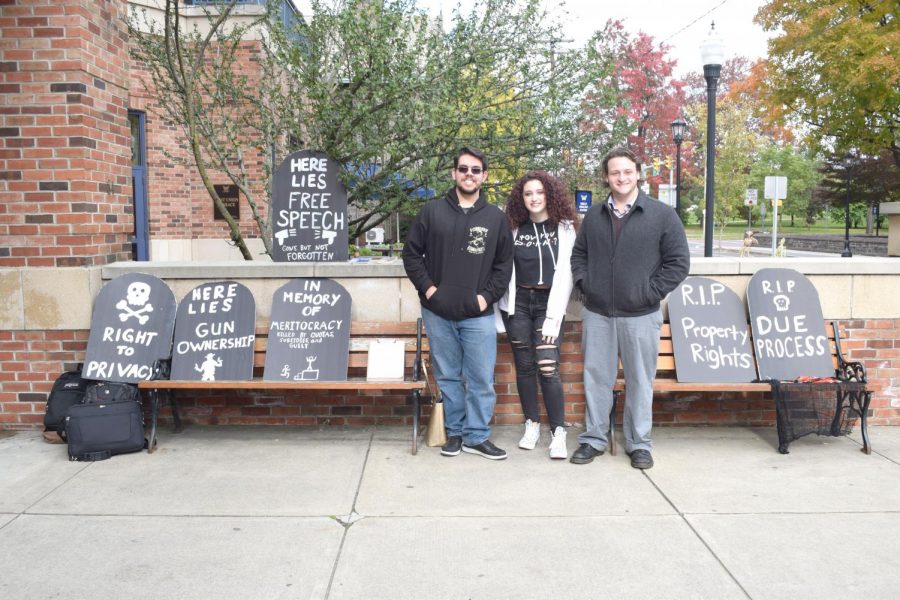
left=700, top=22, right=724, bottom=258
left=671, top=117, right=687, bottom=220
left=842, top=153, right=854, bottom=257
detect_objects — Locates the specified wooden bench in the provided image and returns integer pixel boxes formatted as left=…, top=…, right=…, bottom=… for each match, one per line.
left=139, top=320, right=431, bottom=454
left=607, top=320, right=871, bottom=455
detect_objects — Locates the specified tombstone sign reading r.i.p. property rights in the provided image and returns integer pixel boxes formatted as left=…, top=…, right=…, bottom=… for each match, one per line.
left=170, top=281, right=256, bottom=382
left=668, top=277, right=757, bottom=383
left=271, top=150, right=348, bottom=262
left=747, top=268, right=833, bottom=381
left=83, top=273, right=176, bottom=383
left=263, top=278, right=351, bottom=381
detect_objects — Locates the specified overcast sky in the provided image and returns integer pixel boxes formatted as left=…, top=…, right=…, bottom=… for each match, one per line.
left=292, top=0, right=775, bottom=76
left=419, top=0, right=774, bottom=76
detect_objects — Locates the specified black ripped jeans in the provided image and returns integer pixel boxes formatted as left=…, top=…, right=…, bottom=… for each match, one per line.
left=501, top=287, right=565, bottom=429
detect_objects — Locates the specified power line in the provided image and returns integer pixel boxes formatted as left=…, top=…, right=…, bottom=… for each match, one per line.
left=659, top=0, right=731, bottom=46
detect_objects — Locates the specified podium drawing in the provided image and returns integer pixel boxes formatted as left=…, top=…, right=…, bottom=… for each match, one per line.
left=263, top=278, right=351, bottom=381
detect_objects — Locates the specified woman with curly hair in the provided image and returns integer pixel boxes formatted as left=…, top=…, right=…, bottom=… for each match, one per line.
left=496, top=170, right=578, bottom=459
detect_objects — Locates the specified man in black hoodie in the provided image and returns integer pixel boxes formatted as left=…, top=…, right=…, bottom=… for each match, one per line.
left=403, top=147, right=513, bottom=460
left=570, top=147, right=689, bottom=469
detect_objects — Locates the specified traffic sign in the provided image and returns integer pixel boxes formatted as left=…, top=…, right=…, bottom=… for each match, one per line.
left=575, top=190, right=592, bottom=214
left=764, top=176, right=787, bottom=200
left=744, top=188, right=757, bottom=206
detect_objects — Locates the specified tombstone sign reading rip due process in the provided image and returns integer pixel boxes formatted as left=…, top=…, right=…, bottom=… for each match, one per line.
left=747, top=268, right=833, bottom=381
left=668, top=277, right=757, bottom=383
left=271, top=150, right=348, bottom=262
left=263, top=278, right=351, bottom=382
left=83, top=273, right=176, bottom=383
left=170, top=281, right=256, bottom=382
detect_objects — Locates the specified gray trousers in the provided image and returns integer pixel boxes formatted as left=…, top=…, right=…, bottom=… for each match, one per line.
left=578, top=308, right=662, bottom=453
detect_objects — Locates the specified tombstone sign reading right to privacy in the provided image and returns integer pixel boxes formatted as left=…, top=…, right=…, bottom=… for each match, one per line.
left=170, top=281, right=256, bottom=382
left=83, top=273, right=176, bottom=383
left=747, top=268, right=833, bottom=381
left=263, top=278, right=351, bottom=382
left=271, top=150, right=349, bottom=262
left=668, top=277, right=757, bottom=383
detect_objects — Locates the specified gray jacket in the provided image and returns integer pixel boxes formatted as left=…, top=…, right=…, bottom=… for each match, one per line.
left=571, top=191, right=689, bottom=317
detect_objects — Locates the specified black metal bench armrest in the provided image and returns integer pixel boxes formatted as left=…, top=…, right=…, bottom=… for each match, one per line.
left=830, top=321, right=867, bottom=384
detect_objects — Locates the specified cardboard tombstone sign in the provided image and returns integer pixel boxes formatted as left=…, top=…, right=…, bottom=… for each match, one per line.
left=668, top=277, right=757, bottom=383
left=83, top=273, right=176, bottom=383
left=170, top=281, right=256, bottom=382
left=263, top=278, right=351, bottom=382
left=747, top=268, right=833, bottom=381
left=271, top=150, right=349, bottom=262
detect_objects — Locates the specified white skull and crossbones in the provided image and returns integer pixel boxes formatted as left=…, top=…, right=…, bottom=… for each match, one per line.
left=116, top=282, right=154, bottom=324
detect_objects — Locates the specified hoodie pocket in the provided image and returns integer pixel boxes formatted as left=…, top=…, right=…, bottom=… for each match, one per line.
left=426, top=284, right=481, bottom=319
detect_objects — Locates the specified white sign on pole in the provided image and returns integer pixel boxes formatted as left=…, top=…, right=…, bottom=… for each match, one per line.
left=658, top=184, right=675, bottom=208
left=744, top=189, right=758, bottom=206
left=764, top=176, right=787, bottom=255
left=764, top=176, right=787, bottom=200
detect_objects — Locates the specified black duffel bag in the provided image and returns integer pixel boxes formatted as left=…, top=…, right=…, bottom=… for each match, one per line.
left=65, top=382, right=145, bottom=461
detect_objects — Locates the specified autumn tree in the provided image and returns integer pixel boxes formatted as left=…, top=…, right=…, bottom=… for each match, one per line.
left=755, top=1, right=900, bottom=166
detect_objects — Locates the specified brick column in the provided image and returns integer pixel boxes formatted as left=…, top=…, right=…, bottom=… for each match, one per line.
left=0, top=0, right=132, bottom=267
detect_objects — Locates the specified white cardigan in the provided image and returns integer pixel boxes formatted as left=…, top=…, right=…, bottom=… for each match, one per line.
left=494, top=219, right=576, bottom=339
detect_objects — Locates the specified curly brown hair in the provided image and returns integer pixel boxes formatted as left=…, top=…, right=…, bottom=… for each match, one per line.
left=505, top=170, right=578, bottom=229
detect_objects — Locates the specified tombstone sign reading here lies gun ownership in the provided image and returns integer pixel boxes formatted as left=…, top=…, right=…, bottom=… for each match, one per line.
left=747, top=268, right=833, bottom=381
left=263, top=278, right=351, bottom=382
left=271, top=150, right=349, bottom=262
left=83, top=273, right=176, bottom=383
left=170, top=281, right=256, bottom=382
left=668, top=277, right=757, bottom=383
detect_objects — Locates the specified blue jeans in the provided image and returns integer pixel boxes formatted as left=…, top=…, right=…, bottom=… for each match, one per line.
left=421, top=306, right=497, bottom=446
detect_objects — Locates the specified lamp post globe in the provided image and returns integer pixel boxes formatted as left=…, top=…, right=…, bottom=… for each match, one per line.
left=700, top=22, right=724, bottom=258
left=671, top=117, right=687, bottom=220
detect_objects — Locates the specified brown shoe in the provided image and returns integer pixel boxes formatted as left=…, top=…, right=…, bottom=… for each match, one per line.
left=42, top=430, right=65, bottom=444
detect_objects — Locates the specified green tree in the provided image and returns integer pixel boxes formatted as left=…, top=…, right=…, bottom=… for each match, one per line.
left=130, top=0, right=615, bottom=257
left=756, top=1, right=900, bottom=166
left=749, top=145, right=822, bottom=227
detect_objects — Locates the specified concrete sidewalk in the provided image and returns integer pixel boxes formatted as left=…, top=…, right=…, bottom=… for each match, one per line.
left=1, top=425, right=899, bottom=600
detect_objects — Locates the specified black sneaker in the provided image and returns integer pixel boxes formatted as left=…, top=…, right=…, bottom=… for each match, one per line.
left=629, top=449, right=654, bottom=470
left=441, top=435, right=462, bottom=457
left=570, top=442, right=604, bottom=464
left=462, top=439, right=507, bottom=460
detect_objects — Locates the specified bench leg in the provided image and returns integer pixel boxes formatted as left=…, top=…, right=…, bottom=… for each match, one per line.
left=145, top=388, right=159, bottom=454
left=411, top=390, right=421, bottom=455
left=169, top=389, right=183, bottom=434
left=859, top=390, right=872, bottom=455
left=608, top=391, right=618, bottom=456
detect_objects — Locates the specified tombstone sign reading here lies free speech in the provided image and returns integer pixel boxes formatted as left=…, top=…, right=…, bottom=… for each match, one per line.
left=271, top=150, right=349, bottom=262
left=747, top=268, right=833, bottom=381
left=668, top=277, right=757, bottom=383
left=83, top=273, right=176, bottom=383
left=170, top=281, right=256, bottom=382
left=263, top=278, right=351, bottom=381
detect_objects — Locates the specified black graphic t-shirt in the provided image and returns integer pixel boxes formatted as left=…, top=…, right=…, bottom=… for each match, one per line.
left=514, top=221, right=558, bottom=286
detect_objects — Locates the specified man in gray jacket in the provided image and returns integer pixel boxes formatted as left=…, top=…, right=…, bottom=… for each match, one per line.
left=570, top=147, right=689, bottom=469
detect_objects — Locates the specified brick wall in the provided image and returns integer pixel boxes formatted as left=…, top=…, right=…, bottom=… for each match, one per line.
left=0, top=0, right=133, bottom=267
left=2, top=320, right=897, bottom=430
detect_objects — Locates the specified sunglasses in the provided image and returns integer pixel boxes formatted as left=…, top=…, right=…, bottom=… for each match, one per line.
left=455, top=165, right=484, bottom=175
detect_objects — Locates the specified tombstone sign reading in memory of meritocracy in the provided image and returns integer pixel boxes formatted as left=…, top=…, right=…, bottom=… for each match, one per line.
left=747, top=268, right=833, bottom=381
left=271, top=150, right=349, bottom=262
left=170, top=281, right=256, bottom=382
left=263, top=278, right=351, bottom=382
left=668, top=277, right=757, bottom=383
left=83, top=273, right=176, bottom=383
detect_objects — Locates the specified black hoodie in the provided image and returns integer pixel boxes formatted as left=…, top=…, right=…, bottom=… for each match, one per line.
left=403, top=189, right=513, bottom=321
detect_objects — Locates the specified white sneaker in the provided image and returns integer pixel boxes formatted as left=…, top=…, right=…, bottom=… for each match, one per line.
left=549, top=426, right=567, bottom=459
left=518, top=419, right=541, bottom=450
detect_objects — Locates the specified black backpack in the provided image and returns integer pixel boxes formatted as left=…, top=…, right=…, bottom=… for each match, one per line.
left=43, top=367, right=91, bottom=437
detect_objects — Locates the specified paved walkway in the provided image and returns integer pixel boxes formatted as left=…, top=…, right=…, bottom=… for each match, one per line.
left=2, top=425, right=899, bottom=599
